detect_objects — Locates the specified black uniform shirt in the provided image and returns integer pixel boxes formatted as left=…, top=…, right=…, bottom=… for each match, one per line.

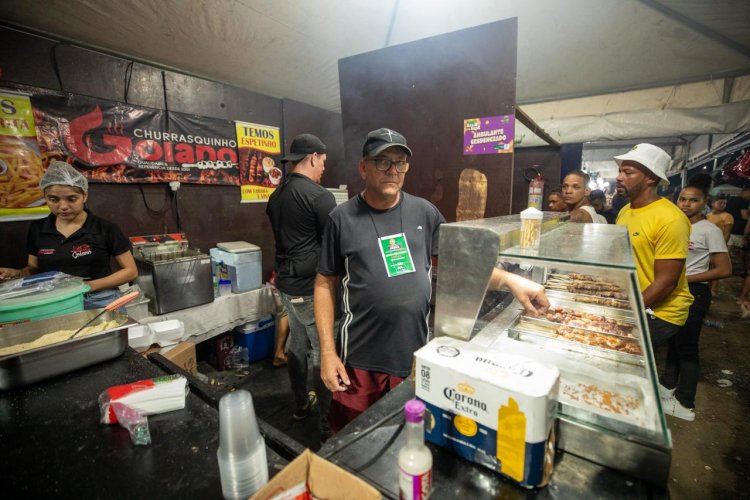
left=266, top=173, right=336, bottom=296
left=26, top=210, right=132, bottom=280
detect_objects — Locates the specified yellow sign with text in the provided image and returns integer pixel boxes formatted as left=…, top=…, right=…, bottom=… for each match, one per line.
left=235, top=122, right=280, bottom=155
left=1, top=92, right=37, bottom=138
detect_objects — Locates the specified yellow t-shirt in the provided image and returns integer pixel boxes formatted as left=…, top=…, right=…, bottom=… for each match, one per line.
left=706, top=212, right=733, bottom=240
left=616, top=198, right=694, bottom=326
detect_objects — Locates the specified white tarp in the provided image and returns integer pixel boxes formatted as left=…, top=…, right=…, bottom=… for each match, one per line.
left=0, top=0, right=749, bottom=145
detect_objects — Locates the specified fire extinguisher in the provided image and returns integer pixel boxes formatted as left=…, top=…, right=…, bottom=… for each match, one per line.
left=525, top=167, right=545, bottom=210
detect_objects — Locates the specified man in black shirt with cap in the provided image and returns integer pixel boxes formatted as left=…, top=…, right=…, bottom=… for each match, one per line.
left=314, top=128, right=549, bottom=431
left=266, top=134, right=336, bottom=440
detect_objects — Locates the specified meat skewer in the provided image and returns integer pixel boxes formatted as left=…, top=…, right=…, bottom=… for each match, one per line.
left=541, top=307, right=636, bottom=337
left=574, top=295, right=630, bottom=309
left=554, top=326, right=642, bottom=355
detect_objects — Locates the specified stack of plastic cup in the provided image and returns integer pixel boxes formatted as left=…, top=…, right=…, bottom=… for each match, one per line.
left=520, top=207, right=543, bottom=249
left=217, top=390, right=269, bottom=499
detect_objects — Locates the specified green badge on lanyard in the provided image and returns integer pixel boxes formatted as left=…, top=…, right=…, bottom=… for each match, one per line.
left=378, top=233, right=415, bottom=277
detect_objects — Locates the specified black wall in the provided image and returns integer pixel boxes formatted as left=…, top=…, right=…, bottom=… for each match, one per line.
left=338, top=19, right=519, bottom=220
left=0, top=26, right=343, bottom=278
left=512, top=147, right=563, bottom=215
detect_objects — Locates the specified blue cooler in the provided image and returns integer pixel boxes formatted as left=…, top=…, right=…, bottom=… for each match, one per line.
left=233, top=315, right=275, bottom=363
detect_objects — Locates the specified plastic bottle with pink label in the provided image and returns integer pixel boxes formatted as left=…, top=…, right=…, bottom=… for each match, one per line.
left=398, top=399, right=432, bottom=499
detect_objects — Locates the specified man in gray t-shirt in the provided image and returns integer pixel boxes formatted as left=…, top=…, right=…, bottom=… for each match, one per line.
left=314, top=128, right=550, bottom=431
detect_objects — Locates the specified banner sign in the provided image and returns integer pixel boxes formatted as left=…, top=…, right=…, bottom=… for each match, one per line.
left=33, top=93, right=240, bottom=185
left=236, top=121, right=282, bottom=203
left=463, top=115, right=514, bottom=155
left=0, top=91, right=49, bottom=221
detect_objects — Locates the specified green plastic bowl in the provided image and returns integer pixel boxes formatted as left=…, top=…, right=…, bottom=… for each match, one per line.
left=0, top=281, right=91, bottom=325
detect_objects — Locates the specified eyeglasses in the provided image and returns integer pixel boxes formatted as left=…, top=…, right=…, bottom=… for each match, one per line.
left=365, top=158, right=410, bottom=173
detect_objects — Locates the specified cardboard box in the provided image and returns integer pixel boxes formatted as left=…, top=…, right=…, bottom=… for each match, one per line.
left=415, top=337, right=559, bottom=488
left=161, top=341, right=197, bottom=375
left=251, top=449, right=380, bottom=500
left=203, top=332, right=235, bottom=371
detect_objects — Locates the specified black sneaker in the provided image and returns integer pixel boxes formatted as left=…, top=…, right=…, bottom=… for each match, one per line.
left=292, top=391, right=318, bottom=421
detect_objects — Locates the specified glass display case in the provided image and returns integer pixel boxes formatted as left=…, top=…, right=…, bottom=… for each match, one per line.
left=433, top=214, right=671, bottom=486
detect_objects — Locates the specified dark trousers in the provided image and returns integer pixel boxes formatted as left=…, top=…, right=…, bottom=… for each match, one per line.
left=660, top=282, right=712, bottom=408
left=647, top=315, right=682, bottom=348
left=279, top=292, right=331, bottom=434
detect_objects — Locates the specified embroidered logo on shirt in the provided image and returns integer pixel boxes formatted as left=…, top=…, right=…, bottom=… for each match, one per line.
left=71, top=244, right=92, bottom=259
left=417, top=225, right=423, bottom=230
left=38, top=249, right=55, bottom=255
left=632, top=232, right=640, bottom=237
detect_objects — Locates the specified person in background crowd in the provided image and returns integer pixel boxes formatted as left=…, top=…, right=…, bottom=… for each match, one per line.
left=561, top=170, right=607, bottom=223
left=706, top=194, right=734, bottom=298
left=660, top=174, right=731, bottom=421
left=589, top=189, right=616, bottom=224
left=267, top=272, right=289, bottom=367
left=740, top=215, right=750, bottom=314
left=314, top=128, right=550, bottom=432
left=547, top=188, right=567, bottom=212
left=0, top=161, right=137, bottom=309
left=707, top=195, right=733, bottom=242
left=266, top=134, right=336, bottom=442
left=614, top=143, right=693, bottom=347
left=725, top=187, right=750, bottom=278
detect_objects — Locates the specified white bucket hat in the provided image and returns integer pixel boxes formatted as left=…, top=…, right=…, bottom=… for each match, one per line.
left=614, top=143, right=671, bottom=187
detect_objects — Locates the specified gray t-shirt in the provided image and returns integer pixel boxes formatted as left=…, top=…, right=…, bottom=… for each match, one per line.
left=317, top=192, right=445, bottom=377
left=686, top=219, right=728, bottom=280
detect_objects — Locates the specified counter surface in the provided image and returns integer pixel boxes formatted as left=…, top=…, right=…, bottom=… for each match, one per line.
left=320, top=381, right=667, bottom=500
left=136, top=286, right=275, bottom=344
left=0, top=348, right=285, bottom=499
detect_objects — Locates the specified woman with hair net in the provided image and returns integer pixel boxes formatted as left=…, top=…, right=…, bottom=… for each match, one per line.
left=0, top=161, right=138, bottom=308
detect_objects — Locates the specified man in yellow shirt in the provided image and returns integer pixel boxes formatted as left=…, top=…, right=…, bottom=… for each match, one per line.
left=615, top=143, right=694, bottom=347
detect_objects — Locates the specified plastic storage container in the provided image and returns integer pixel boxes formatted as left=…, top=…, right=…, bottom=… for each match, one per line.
left=124, top=296, right=151, bottom=321
left=210, top=245, right=262, bottom=293
left=0, top=279, right=90, bottom=325
left=233, top=316, right=275, bottom=363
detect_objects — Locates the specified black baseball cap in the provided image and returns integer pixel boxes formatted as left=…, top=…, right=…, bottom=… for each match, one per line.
left=362, top=128, right=412, bottom=158
left=280, top=134, right=327, bottom=163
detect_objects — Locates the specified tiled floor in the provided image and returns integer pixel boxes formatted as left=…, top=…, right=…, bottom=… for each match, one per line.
left=197, top=356, right=324, bottom=451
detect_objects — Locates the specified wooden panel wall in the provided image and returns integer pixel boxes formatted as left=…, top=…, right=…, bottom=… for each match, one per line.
left=337, top=19, right=518, bottom=221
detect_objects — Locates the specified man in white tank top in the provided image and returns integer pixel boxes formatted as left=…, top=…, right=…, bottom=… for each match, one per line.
left=561, top=170, right=607, bottom=223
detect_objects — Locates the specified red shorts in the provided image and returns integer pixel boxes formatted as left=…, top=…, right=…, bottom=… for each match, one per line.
left=328, top=366, right=405, bottom=432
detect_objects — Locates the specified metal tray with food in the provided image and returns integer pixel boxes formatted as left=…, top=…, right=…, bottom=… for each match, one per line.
left=536, top=306, right=638, bottom=340
left=544, top=289, right=635, bottom=319
left=0, top=310, right=136, bottom=390
left=543, top=271, right=632, bottom=310
left=509, top=316, right=644, bottom=366
left=558, top=374, right=657, bottom=432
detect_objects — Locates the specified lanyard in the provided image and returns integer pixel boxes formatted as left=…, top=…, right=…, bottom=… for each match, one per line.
left=364, top=193, right=404, bottom=238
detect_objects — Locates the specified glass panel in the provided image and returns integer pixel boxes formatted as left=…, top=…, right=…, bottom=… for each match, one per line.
left=501, top=222, right=635, bottom=269
left=490, top=257, right=668, bottom=446
left=434, top=216, right=671, bottom=452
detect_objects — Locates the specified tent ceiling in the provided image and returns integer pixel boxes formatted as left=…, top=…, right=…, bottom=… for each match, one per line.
left=2, top=0, right=749, bottom=144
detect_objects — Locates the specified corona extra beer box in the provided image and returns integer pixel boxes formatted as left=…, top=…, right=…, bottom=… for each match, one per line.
left=414, top=337, right=559, bottom=488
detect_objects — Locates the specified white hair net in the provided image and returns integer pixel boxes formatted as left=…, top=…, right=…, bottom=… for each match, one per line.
left=40, top=161, right=88, bottom=192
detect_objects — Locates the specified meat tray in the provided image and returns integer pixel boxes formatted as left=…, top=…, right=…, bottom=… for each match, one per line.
left=0, top=310, right=136, bottom=390
left=509, top=312, right=644, bottom=366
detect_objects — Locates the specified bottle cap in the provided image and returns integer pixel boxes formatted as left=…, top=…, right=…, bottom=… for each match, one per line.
left=520, top=207, right=544, bottom=219
left=404, top=399, right=426, bottom=423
